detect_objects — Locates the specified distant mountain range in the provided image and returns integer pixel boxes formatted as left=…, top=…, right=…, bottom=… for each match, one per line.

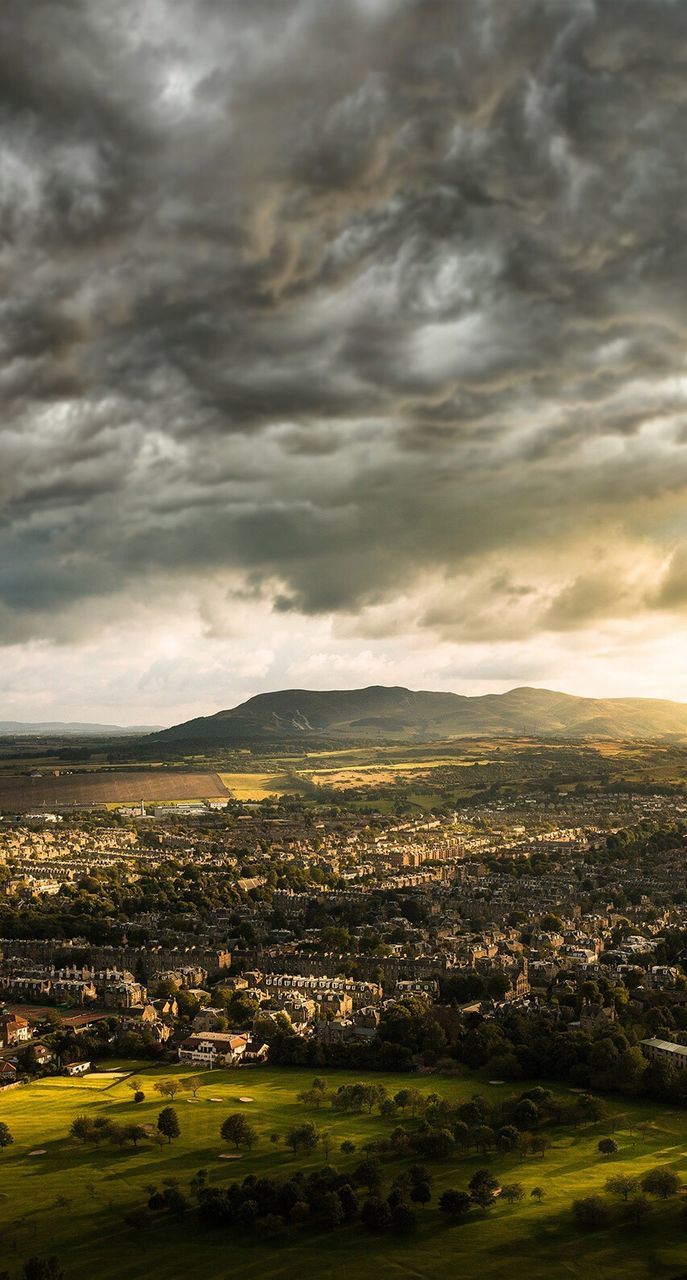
left=152, top=685, right=687, bottom=745
left=0, top=721, right=163, bottom=737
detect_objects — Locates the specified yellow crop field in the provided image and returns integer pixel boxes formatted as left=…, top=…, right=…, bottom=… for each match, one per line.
left=218, top=772, right=300, bottom=799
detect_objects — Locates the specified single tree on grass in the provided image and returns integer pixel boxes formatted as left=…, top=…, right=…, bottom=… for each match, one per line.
left=155, top=1079, right=181, bottom=1102
left=157, top=1107, right=180, bottom=1144
left=221, top=1113, right=258, bottom=1151
left=0, top=1122, right=14, bottom=1152
left=124, top=1124, right=147, bottom=1148
left=126, top=1077, right=143, bottom=1096
left=439, top=1189, right=471, bottom=1221
left=530, top=1186, right=545, bottom=1203
left=501, top=1182, right=525, bottom=1205
left=605, top=1175, right=640, bottom=1201
left=284, top=1122, right=319, bottom=1155
left=531, top=1134, right=552, bottom=1159
left=640, top=1167, right=681, bottom=1199
left=297, top=1083, right=328, bottom=1110
left=598, top=1138, right=618, bottom=1158
left=182, top=1075, right=204, bottom=1098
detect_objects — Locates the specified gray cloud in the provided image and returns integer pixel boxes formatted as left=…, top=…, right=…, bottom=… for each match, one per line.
left=2, top=0, right=687, bottom=646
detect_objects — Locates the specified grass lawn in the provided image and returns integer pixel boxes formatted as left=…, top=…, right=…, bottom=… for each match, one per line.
left=1, top=1066, right=687, bottom=1279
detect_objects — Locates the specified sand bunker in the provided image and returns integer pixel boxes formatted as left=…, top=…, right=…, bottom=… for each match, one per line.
left=28, top=1149, right=46, bottom=1156
left=238, top=1096, right=254, bottom=1103
left=219, top=1153, right=242, bottom=1159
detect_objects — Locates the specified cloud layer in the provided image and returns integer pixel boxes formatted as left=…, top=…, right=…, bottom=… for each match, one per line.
left=2, top=0, right=687, bottom=716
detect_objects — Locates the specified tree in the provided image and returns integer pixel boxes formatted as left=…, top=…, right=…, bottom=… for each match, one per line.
left=439, top=1189, right=471, bottom=1221
left=605, top=1175, right=640, bottom=1201
left=530, top=1187, right=545, bottom=1203
left=468, top=1168, right=499, bottom=1210
left=360, top=1197, right=391, bottom=1231
left=285, top=1122, right=319, bottom=1155
left=182, top=1076, right=204, bottom=1098
left=221, top=1113, right=258, bottom=1151
left=390, top=1203, right=416, bottom=1235
left=163, top=1187, right=188, bottom=1216
left=319, top=1191, right=344, bottom=1229
left=298, top=1081, right=328, bottom=1109
left=531, top=1135, right=551, bottom=1159
left=126, top=1077, right=143, bottom=1095
left=641, top=1167, right=681, bottom=1199
left=133, top=1091, right=145, bottom=1104
left=472, top=1124, right=495, bottom=1154
left=514, top=1099, right=539, bottom=1130
left=496, top=1124, right=519, bottom=1153
left=353, top=1157, right=383, bottom=1195
left=0, top=1122, right=14, bottom=1152
left=157, top=1107, right=180, bottom=1144
left=123, top=1124, right=147, bottom=1148
left=340, top=1140, right=356, bottom=1155
left=598, top=1138, right=618, bottom=1158
left=572, top=1196, right=609, bottom=1229
left=417, top=1127, right=455, bottom=1159
left=189, top=1169, right=208, bottom=1200
left=623, top=1195, right=651, bottom=1227
left=21, top=1262, right=65, bottom=1280
left=69, top=1115, right=92, bottom=1144
left=576, top=1093, right=605, bottom=1124
left=410, top=1180, right=432, bottom=1210
left=501, top=1182, right=525, bottom=1205
left=155, top=1079, right=181, bottom=1101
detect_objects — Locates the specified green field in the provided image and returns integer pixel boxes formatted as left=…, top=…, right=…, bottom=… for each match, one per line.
left=1, top=1066, right=687, bottom=1279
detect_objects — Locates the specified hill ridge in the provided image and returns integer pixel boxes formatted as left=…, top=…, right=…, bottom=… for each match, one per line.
left=152, top=684, right=687, bottom=745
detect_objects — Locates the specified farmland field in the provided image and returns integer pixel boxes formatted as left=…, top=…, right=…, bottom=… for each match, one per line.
left=1, top=1065, right=687, bottom=1280
left=0, top=770, right=230, bottom=810
left=0, top=735, right=685, bottom=809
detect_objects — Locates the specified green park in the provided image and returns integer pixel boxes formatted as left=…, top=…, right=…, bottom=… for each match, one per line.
left=1, top=1065, right=687, bottom=1279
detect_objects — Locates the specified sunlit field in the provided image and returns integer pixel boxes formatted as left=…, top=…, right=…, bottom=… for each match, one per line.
left=1, top=1065, right=687, bottom=1280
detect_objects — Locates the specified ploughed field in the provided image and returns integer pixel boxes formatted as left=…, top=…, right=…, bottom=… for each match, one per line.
left=0, top=769, right=229, bottom=810
left=1, top=1065, right=687, bottom=1279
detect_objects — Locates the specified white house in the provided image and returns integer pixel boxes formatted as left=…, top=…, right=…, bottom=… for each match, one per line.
left=178, top=1031, right=248, bottom=1068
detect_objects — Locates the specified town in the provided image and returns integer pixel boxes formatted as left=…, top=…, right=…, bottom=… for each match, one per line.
left=2, top=783, right=687, bottom=1098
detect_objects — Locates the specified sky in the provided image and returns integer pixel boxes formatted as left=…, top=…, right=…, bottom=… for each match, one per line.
left=2, top=0, right=687, bottom=726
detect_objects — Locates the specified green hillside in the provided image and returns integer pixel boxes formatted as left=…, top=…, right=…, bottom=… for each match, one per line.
left=153, top=684, right=687, bottom=747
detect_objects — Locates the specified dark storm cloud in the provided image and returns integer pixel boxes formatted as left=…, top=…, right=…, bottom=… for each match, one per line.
left=2, top=0, right=687, bottom=642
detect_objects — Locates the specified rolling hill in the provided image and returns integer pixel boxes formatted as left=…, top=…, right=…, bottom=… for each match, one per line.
left=0, top=721, right=163, bottom=736
left=152, top=685, right=687, bottom=745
